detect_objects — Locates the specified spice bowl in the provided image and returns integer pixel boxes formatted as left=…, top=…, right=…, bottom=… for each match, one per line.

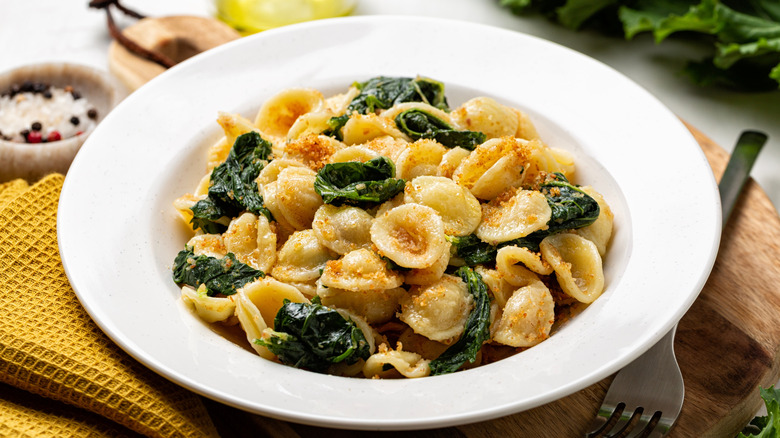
left=0, top=63, right=125, bottom=182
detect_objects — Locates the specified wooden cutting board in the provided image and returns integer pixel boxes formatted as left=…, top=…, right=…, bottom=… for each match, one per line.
left=194, top=123, right=780, bottom=437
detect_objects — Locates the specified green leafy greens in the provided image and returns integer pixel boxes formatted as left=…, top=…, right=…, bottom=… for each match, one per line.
left=429, top=266, right=492, bottom=375
left=172, top=247, right=264, bottom=296
left=541, top=172, right=600, bottom=234
left=737, top=386, right=780, bottom=437
left=499, top=0, right=780, bottom=91
left=394, top=109, right=486, bottom=150
left=313, top=156, right=406, bottom=206
left=189, top=131, right=273, bottom=233
left=256, top=300, right=372, bottom=373
left=325, top=76, right=450, bottom=138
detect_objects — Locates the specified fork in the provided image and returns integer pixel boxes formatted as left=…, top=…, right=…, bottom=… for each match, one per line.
left=585, top=130, right=768, bottom=438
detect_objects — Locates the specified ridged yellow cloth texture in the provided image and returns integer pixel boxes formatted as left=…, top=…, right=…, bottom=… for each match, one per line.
left=0, top=174, right=219, bottom=438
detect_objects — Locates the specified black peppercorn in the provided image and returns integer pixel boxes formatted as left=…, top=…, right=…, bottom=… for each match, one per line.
left=70, top=116, right=80, bottom=126
left=87, top=108, right=98, bottom=119
left=31, top=122, right=42, bottom=131
left=71, top=90, right=82, bottom=100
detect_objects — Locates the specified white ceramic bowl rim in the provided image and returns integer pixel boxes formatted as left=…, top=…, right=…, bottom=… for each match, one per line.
left=58, top=16, right=721, bottom=430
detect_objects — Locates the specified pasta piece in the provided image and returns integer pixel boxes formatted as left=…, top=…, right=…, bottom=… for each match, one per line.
left=363, top=344, right=431, bottom=378
left=319, top=248, right=404, bottom=291
left=475, top=189, right=552, bottom=245
left=193, top=174, right=210, bottom=197
left=437, top=146, right=471, bottom=179
left=496, top=245, right=553, bottom=277
left=287, top=109, right=337, bottom=139
left=519, top=143, right=576, bottom=186
left=261, top=180, right=296, bottom=232
left=404, top=242, right=450, bottom=286
left=575, top=186, right=614, bottom=256
left=373, top=193, right=405, bottom=218
left=273, top=167, right=323, bottom=230
left=254, top=88, right=325, bottom=138
left=311, top=204, right=374, bottom=255
left=206, top=136, right=231, bottom=170
left=540, top=233, right=605, bottom=303
left=512, top=108, right=540, bottom=140
left=233, top=286, right=274, bottom=360
left=328, top=145, right=380, bottom=164
left=370, top=203, right=448, bottom=269
left=451, top=97, right=518, bottom=139
left=255, top=158, right=307, bottom=188
left=318, top=283, right=406, bottom=324
left=475, top=266, right=517, bottom=309
left=325, top=86, right=360, bottom=114
left=172, top=194, right=201, bottom=227
left=284, top=280, right=317, bottom=298
left=403, top=176, right=481, bottom=236
left=217, top=111, right=260, bottom=147
left=491, top=280, right=554, bottom=347
left=453, top=137, right=532, bottom=199
left=271, top=229, right=336, bottom=282
left=341, top=114, right=409, bottom=145
left=187, top=234, right=227, bottom=259
left=224, top=212, right=276, bottom=272
left=399, top=274, right=473, bottom=343
left=181, top=285, right=235, bottom=323
left=362, top=136, right=409, bottom=163
left=394, top=139, right=447, bottom=180
left=239, top=277, right=309, bottom=326
left=469, top=154, right=525, bottom=200
left=282, top=134, right=344, bottom=170
left=396, top=327, right=450, bottom=360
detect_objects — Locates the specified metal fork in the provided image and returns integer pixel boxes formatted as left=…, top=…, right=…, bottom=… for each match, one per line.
left=585, top=130, right=768, bottom=438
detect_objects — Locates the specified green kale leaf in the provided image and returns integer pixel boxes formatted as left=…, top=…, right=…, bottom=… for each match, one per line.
left=172, top=247, right=264, bottom=296
left=737, top=386, right=780, bottom=437
left=324, top=76, right=450, bottom=138
left=541, top=172, right=600, bottom=233
left=256, top=300, right=371, bottom=373
left=313, top=156, right=406, bottom=206
left=429, top=266, right=492, bottom=375
left=189, top=132, right=273, bottom=232
left=500, top=0, right=780, bottom=90
left=394, top=109, right=486, bottom=150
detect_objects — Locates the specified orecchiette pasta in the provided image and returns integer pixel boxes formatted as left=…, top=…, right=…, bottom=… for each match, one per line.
left=491, top=280, right=554, bottom=347
left=370, top=203, right=448, bottom=269
left=171, top=75, right=614, bottom=379
left=399, top=274, right=473, bottom=343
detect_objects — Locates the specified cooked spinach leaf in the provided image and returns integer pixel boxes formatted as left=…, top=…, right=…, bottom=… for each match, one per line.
left=395, top=109, right=486, bottom=150
left=324, top=76, right=450, bottom=138
left=447, top=233, right=544, bottom=266
left=189, top=132, right=273, bottom=231
left=429, top=266, right=492, bottom=375
left=256, top=300, right=371, bottom=373
left=313, top=156, right=406, bottom=206
left=540, top=172, right=600, bottom=233
left=172, top=247, right=264, bottom=296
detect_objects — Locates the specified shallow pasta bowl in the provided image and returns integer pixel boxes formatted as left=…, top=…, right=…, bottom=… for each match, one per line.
left=57, top=16, right=720, bottom=430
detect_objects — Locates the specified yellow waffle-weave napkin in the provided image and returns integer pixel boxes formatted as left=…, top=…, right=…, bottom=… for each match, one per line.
left=0, top=174, right=219, bottom=438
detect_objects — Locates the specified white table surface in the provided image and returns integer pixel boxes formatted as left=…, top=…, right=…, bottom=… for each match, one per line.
left=3, top=0, right=778, bottom=212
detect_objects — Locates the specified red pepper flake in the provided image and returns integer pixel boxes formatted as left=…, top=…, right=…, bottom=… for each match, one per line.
left=47, top=131, right=62, bottom=142
left=27, top=131, right=42, bottom=143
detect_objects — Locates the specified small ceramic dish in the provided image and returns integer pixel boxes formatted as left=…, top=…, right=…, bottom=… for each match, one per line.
left=0, top=63, right=125, bottom=182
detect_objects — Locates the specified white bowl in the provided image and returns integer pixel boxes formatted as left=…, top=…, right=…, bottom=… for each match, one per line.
left=0, top=63, right=124, bottom=182
left=58, top=16, right=721, bottom=430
